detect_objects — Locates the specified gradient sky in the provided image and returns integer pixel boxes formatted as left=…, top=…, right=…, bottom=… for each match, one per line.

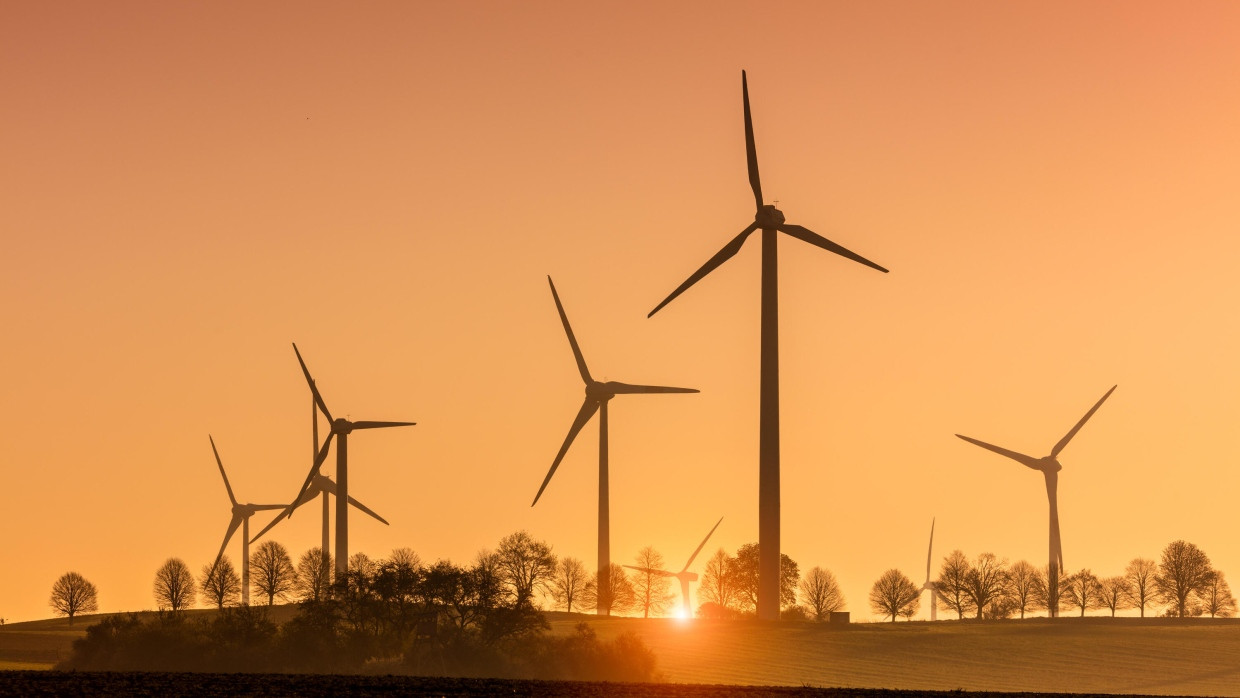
left=4, top=1, right=1240, bottom=624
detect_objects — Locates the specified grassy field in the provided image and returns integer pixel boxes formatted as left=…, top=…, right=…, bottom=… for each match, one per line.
left=5, top=610, right=1239, bottom=695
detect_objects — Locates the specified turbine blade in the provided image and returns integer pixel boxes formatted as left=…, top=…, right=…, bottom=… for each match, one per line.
left=1050, top=385, right=1117, bottom=458
left=531, top=398, right=600, bottom=506
left=209, top=435, right=237, bottom=506
left=648, top=223, right=759, bottom=318
left=955, top=434, right=1042, bottom=470
left=548, top=276, right=592, bottom=384
left=289, top=432, right=334, bottom=518
left=212, top=516, right=242, bottom=576
left=742, top=70, right=763, bottom=211
left=346, top=494, right=390, bottom=525
left=249, top=507, right=291, bottom=544
left=778, top=224, right=889, bottom=274
left=293, top=343, right=333, bottom=423
left=350, top=421, right=417, bottom=430
left=607, top=382, right=699, bottom=395
left=925, top=517, right=935, bottom=584
left=250, top=504, right=288, bottom=512
left=682, top=515, right=724, bottom=573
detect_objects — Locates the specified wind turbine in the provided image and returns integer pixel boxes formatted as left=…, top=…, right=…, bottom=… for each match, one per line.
left=648, top=70, right=889, bottom=620
left=249, top=472, right=389, bottom=554
left=531, top=276, right=698, bottom=615
left=922, top=518, right=937, bottom=621
left=955, top=385, right=1116, bottom=618
left=624, top=516, right=723, bottom=619
left=286, top=343, right=415, bottom=580
left=207, top=436, right=286, bottom=605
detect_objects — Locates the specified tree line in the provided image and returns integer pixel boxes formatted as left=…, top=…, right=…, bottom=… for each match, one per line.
left=868, top=539, right=1235, bottom=621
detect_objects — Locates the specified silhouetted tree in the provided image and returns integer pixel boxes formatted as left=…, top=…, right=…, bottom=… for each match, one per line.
left=1030, top=565, right=1065, bottom=617
left=1007, top=560, right=1039, bottom=619
left=731, top=543, right=799, bottom=613
left=963, top=553, right=1008, bottom=620
left=798, top=567, right=845, bottom=621
left=629, top=546, right=676, bottom=619
left=496, top=530, right=556, bottom=608
left=389, top=547, right=421, bottom=571
left=251, top=540, right=296, bottom=606
left=153, top=557, right=196, bottom=611
left=1199, top=571, right=1236, bottom=618
left=549, top=556, right=589, bottom=613
left=295, top=547, right=334, bottom=602
left=1097, top=576, right=1131, bottom=617
left=49, top=571, right=98, bottom=624
left=582, top=563, right=635, bottom=615
left=935, top=550, right=974, bottom=619
left=200, top=557, right=241, bottom=609
left=1124, top=558, right=1157, bottom=617
left=1155, top=540, right=1214, bottom=617
left=870, top=569, right=920, bottom=622
left=1061, top=569, right=1103, bottom=617
left=698, top=548, right=736, bottom=611
left=349, top=551, right=378, bottom=578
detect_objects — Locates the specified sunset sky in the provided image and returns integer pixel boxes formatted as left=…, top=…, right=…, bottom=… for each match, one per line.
left=4, top=1, right=1240, bottom=624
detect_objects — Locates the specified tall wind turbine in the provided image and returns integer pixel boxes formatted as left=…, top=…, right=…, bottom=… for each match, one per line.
left=532, top=276, right=698, bottom=615
left=922, top=518, right=937, bottom=621
left=287, top=343, right=415, bottom=580
left=207, top=436, right=286, bottom=605
left=648, top=71, right=889, bottom=620
left=624, top=516, right=723, bottom=619
left=956, top=385, right=1116, bottom=618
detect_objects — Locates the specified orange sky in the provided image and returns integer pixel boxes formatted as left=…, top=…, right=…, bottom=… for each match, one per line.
left=3, top=1, right=1240, bottom=623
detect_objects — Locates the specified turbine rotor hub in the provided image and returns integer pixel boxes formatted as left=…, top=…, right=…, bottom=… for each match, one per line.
left=586, top=382, right=614, bottom=401
left=755, top=204, right=785, bottom=229
left=332, top=418, right=354, bottom=434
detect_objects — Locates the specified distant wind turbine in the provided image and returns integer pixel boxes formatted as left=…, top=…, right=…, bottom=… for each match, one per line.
left=532, top=276, right=698, bottom=615
left=624, top=516, right=723, bottom=619
left=287, top=343, right=415, bottom=580
left=922, top=518, right=937, bottom=621
left=249, top=472, right=389, bottom=553
left=648, top=70, right=889, bottom=620
left=207, top=436, right=285, bottom=605
left=956, top=385, right=1116, bottom=618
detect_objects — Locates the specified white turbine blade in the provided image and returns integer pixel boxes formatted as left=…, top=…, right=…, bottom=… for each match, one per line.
left=924, top=517, right=935, bottom=585
left=1050, top=385, right=1116, bottom=458
left=682, top=516, right=724, bottom=573
left=209, top=435, right=237, bottom=506
left=956, top=434, right=1042, bottom=470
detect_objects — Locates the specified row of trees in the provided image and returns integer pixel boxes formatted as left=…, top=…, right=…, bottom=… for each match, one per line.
left=868, top=540, right=1235, bottom=621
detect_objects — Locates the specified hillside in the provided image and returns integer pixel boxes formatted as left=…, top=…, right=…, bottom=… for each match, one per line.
left=4, top=610, right=1239, bottom=695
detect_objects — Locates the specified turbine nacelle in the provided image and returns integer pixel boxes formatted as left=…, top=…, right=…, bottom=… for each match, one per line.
left=754, top=204, right=785, bottom=229
left=1039, top=456, right=1063, bottom=473
left=586, top=382, right=616, bottom=402
left=331, top=418, right=355, bottom=435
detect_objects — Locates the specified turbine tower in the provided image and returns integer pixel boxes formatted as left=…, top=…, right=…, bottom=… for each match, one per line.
left=956, top=385, right=1116, bottom=618
left=287, top=343, right=415, bottom=580
left=624, top=516, right=723, bottom=619
left=532, top=276, right=698, bottom=615
left=922, top=518, right=937, bottom=621
left=207, top=436, right=285, bottom=605
left=648, top=71, right=889, bottom=620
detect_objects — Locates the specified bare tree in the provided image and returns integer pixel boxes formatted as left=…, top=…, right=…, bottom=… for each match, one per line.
left=582, top=562, right=635, bottom=615
left=731, top=543, right=799, bottom=613
left=200, top=556, right=242, bottom=609
left=295, top=547, right=334, bottom=602
left=153, top=557, right=196, bottom=611
left=935, top=549, right=974, bottom=619
left=49, top=571, right=98, bottom=624
left=1199, top=571, right=1236, bottom=618
left=1123, top=558, right=1157, bottom=617
left=698, top=548, right=736, bottom=611
left=870, top=568, right=920, bottom=622
left=550, top=556, right=590, bottom=613
left=389, top=547, right=421, bottom=571
left=1155, top=540, right=1214, bottom=617
left=1096, top=576, right=1131, bottom=617
left=1007, top=560, right=1039, bottom=619
left=251, top=540, right=296, bottom=606
left=798, top=567, right=845, bottom=621
left=963, top=553, right=1009, bottom=620
left=349, top=551, right=377, bottom=577
left=630, top=546, right=676, bottom=618
left=1030, top=564, right=1065, bottom=617
left=1061, top=569, right=1103, bottom=617
left=496, top=530, right=556, bottom=608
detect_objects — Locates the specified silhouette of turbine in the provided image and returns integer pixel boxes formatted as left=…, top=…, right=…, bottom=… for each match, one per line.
left=623, top=516, right=723, bottom=619
left=921, top=518, right=937, bottom=621
left=648, top=71, right=888, bottom=620
left=250, top=472, right=388, bottom=553
left=287, top=343, right=415, bottom=580
left=207, top=435, right=285, bottom=605
left=956, top=385, right=1116, bottom=618
left=532, top=276, right=698, bottom=616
